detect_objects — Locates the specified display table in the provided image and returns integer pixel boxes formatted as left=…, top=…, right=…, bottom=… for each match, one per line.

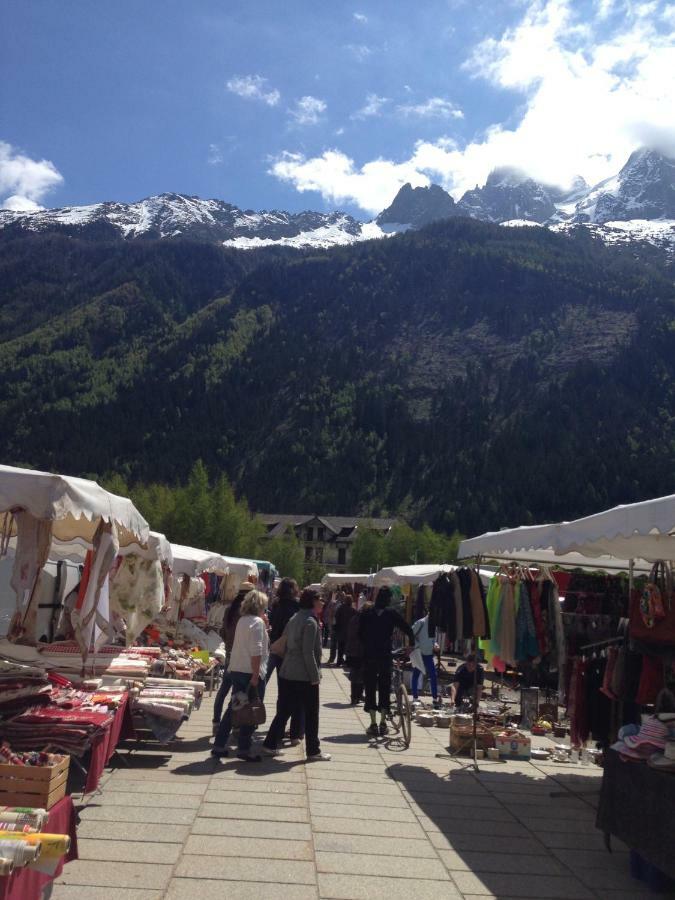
left=596, top=748, right=675, bottom=879
left=84, top=693, right=134, bottom=792
left=0, top=794, right=78, bottom=900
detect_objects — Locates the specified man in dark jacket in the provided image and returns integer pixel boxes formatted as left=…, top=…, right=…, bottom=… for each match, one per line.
left=333, top=594, right=356, bottom=666
left=359, top=587, right=415, bottom=736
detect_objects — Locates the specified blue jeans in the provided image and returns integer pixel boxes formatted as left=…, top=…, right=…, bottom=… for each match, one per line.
left=213, top=669, right=232, bottom=723
left=214, top=672, right=266, bottom=755
left=411, top=654, right=438, bottom=700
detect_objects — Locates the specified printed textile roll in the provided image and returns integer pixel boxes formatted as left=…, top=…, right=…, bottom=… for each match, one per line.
left=0, top=838, right=41, bottom=866
left=0, top=832, right=70, bottom=859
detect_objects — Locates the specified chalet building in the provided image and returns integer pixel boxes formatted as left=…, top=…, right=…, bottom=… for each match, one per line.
left=258, top=514, right=397, bottom=572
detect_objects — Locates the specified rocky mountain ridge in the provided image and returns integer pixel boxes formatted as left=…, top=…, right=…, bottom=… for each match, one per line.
left=1, top=148, right=674, bottom=254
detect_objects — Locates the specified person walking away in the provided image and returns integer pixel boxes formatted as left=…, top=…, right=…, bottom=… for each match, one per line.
left=327, top=591, right=344, bottom=664
left=345, top=601, right=370, bottom=705
left=211, top=590, right=269, bottom=762
left=262, top=589, right=331, bottom=761
left=334, top=594, right=356, bottom=666
left=321, top=594, right=336, bottom=649
left=411, top=613, right=441, bottom=709
left=267, top=578, right=299, bottom=682
left=359, top=587, right=415, bottom=736
left=211, top=582, right=254, bottom=735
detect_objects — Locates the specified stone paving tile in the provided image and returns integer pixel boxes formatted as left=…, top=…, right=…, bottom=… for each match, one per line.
left=427, top=831, right=545, bottom=855
left=78, top=805, right=197, bottom=825
left=317, top=873, right=462, bottom=900
left=50, top=887, right=162, bottom=900
left=436, top=849, right=568, bottom=875
left=536, top=829, right=624, bottom=851
left=165, top=879, right=318, bottom=900
left=199, top=801, right=309, bottom=822
left=102, top=779, right=208, bottom=794
left=303, top=768, right=394, bottom=784
left=305, top=777, right=403, bottom=796
left=550, top=846, right=629, bottom=869
left=76, top=838, right=182, bottom=863
left=417, top=816, right=533, bottom=839
left=311, top=815, right=427, bottom=839
left=55, top=860, right=173, bottom=889
left=315, top=850, right=450, bottom=880
left=309, top=801, right=417, bottom=822
left=76, top=821, right=190, bottom=843
left=209, top=768, right=307, bottom=783
left=174, top=854, right=317, bottom=883
left=204, top=788, right=307, bottom=806
left=313, top=832, right=438, bottom=858
left=206, top=778, right=306, bottom=794
left=91, top=791, right=203, bottom=808
left=449, top=870, right=595, bottom=899
left=184, top=834, right=314, bottom=859
left=190, top=817, right=312, bottom=840
left=308, top=788, right=408, bottom=808
left=410, top=803, right=517, bottom=823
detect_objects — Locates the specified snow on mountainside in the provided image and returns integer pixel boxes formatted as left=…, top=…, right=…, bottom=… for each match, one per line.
left=0, top=193, right=365, bottom=245
left=1, top=149, right=674, bottom=256
left=573, top=149, right=675, bottom=224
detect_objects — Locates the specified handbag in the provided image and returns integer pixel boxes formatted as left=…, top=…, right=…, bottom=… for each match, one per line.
left=269, top=631, right=287, bottom=657
left=629, top=561, right=675, bottom=644
left=232, top=685, right=266, bottom=727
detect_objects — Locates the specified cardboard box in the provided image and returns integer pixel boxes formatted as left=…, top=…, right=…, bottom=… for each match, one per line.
left=495, top=731, right=531, bottom=760
left=0, top=756, right=70, bottom=809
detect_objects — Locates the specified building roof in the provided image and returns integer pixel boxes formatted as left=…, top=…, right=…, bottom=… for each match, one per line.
left=259, top=514, right=397, bottom=540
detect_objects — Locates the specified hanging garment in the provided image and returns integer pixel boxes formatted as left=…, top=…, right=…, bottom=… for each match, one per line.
left=456, top=568, right=474, bottom=639
left=515, top=582, right=540, bottom=661
left=480, top=577, right=501, bottom=666
left=429, top=574, right=457, bottom=641
left=469, top=571, right=489, bottom=639
left=110, top=556, right=164, bottom=646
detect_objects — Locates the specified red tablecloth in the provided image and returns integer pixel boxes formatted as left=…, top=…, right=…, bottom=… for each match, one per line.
left=85, top=693, right=134, bottom=792
left=0, top=795, right=78, bottom=900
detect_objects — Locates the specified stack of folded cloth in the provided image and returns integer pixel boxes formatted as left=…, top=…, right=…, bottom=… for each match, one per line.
left=0, top=641, right=51, bottom=717
left=38, top=641, right=152, bottom=680
left=611, top=716, right=671, bottom=761
left=131, top=676, right=204, bottom=742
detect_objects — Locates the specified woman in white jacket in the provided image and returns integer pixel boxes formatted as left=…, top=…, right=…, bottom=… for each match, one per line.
left=211, top=590, right=269, bottom=762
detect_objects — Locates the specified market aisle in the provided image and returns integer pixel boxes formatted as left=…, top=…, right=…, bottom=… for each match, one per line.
left=50, top=660, right=644, bottom=900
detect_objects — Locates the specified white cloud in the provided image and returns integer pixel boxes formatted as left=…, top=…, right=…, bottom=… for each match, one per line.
left=345, top=43, right=374, bottom=60
left=207, top=143, right=223, bottom=165
left=226, top=74, right=280, bottom=106
left=397, top=97, right=464, bottom=119
left=270, top=150, right=430, bottom=214
left=352, top=93, right=390, bottom=119
left=271, top=0, right=675, bottom=211
left=353, top=12, right=368, bottom=23
left=0, top=141, right=63, bottom=210
left=288, top=96, right=327, bottom=126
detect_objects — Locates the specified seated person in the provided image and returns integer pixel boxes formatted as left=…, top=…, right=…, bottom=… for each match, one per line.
left=450, top=654, right=484, bottom=707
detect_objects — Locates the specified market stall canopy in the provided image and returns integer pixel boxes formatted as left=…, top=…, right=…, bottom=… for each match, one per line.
left=0, top=464, right=149, bottom=547
left=171, top=544, right=258, bottom=580
left=373, top=564, right=456, bottom=586
left=468, top=549, right=651, bottom=575
left=321, top=573, right=373, bottom=587
left=459, top=493, right=675, bottom=563
left=39, top=530, right=173, bottom=566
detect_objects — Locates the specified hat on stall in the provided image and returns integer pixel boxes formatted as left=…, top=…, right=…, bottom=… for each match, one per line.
left=648, top=741, right=675, bottom=773
left=623, top=717, right=669, bottom=750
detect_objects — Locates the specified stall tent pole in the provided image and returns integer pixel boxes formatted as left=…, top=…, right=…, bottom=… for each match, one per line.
left=469, top=556, right=482, bottom=772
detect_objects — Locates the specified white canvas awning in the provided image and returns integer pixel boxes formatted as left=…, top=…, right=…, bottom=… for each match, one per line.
left=42, top=530, right=173, bottom=567
left=469, top=549, right=651, bottom=575
left=171, top=544, right=258, bottom=580
left=321, top=573, right=373, bottom=587
left=0, top=464, right=149, bottom=547
left=373, top=564, right=457, bottom=586
left=458, top=492, right=675, bottom=564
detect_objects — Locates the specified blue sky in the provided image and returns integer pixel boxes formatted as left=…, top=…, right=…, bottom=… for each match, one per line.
left=1, top=0, right=674, bottom=217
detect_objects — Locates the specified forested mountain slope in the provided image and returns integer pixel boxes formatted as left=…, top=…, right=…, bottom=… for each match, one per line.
left=0, top=218, right=673, bottom=536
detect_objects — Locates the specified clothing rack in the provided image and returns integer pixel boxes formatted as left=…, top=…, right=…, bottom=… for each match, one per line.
left=579, top=635, right=624, bottom=653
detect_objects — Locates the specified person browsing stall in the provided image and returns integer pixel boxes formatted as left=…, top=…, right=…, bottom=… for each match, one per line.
left=450, top=653, right=485, bottom=708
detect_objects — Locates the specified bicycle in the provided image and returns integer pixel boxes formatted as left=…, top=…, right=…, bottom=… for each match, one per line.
left=386, top=650, right=413, bottom=748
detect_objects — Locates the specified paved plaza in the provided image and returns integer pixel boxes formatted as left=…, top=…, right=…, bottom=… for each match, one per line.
left=49, top=661, right=646, bottom=900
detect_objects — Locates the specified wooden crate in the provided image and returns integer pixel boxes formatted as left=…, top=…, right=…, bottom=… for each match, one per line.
left=449, top=724, right=495, bottom=755
left=0, top=756, right=70, bottom=810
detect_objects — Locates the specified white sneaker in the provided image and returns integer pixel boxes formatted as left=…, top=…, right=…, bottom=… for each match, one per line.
left=260, top=746, right=283, bottom=757
left=306, top=752, right=332, bottom=761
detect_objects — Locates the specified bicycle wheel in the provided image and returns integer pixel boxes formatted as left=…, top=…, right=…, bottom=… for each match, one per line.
left=397, top=683, right=412, bottom=748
